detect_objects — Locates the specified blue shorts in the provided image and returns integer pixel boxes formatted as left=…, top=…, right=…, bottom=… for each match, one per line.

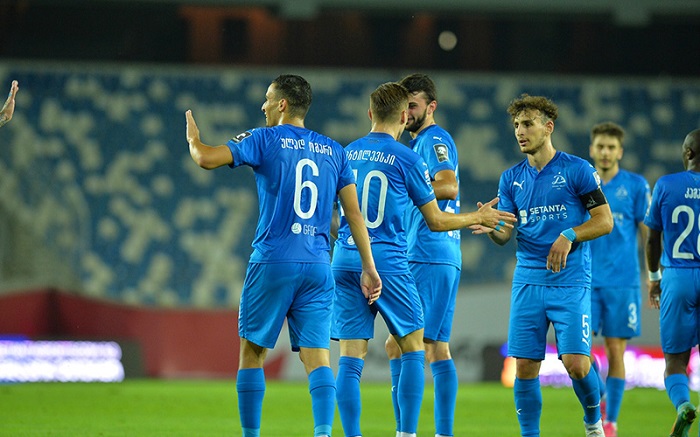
left=410, top=262, right=460, bottom=342
left=331, top=270, right=423, bottom=340
left=659, top=268, right=700, bottom=354
left=508, top=283, right=592, bottom=359
left=591, top=286, right=641, bottom=339
left=238, top=262, right=334, bottom=351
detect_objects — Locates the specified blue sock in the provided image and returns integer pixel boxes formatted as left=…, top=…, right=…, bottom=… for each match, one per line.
left=605, top=376, right=625, bottom=422
left=336, top=357, right=364, bottom=437
left=431, top=359, right=457, bottom=436
left=389, top=358, right=402, bottom=432
left=514, top=377, right=542, bottom=437
left=571, top=369, right=602, bottom=425
left=665, top=373, right=691, bottom=410
left=236, top=368, right=265, bottom=437
left=309, top=366, right=336, bottom=437
left=591, top=359, right=607, bottom=399
left=399, top=351, right=425, bottom=434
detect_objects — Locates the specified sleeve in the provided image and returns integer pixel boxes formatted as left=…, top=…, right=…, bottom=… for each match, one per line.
left=406, top=158, right=437, bottom=207
left=643, top=180, right=664, bottom=231
left=226, top=128, right=267, bottom=169
left=336, top=147, right=356, bottom=193
left=424, top=135, right=458, bottom=177
left=634, top=176, right=652, bottom=224
left=574, top=160, right=602, bottom=196
left=497, top=171, right=517, bottom=214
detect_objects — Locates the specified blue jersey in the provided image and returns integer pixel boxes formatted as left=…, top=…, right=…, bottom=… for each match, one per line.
left=498, top=151, right=603, bottom=285
left=226, top=124, right=355, bottom=264
left=332, top=132, right=436, bottom=274
left=644, top=170, right=700, bottom=268
left=590, top=169, right=650, bottom=288
left=404, top=124, right=462, bottom=268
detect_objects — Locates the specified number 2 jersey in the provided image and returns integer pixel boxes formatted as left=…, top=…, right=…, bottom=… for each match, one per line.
left=332, top=132, right=436, bottom=274
left=644, top=170, right=700, bottom=268
left=226, top=124, right=355, bottom=264
left=497, top=151, right=604, bottom=286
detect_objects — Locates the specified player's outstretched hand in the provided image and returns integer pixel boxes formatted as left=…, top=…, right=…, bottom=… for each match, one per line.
left=185, top=110, right=200, bottom=144
left=476, top=197, right=516, bottom=233
left=361, top=268, right=382, bottom=305
left=0, top=80, right=19, bottom=128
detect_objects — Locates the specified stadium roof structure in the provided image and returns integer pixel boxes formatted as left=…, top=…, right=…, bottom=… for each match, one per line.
left=30, top=0, right=700, bottom=24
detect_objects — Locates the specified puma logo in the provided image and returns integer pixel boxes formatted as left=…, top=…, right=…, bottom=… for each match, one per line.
left=513, top=180, right=524, bottom=190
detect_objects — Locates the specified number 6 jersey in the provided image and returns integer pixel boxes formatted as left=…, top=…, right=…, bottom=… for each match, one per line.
left=226, top=124, right=354, bottom=264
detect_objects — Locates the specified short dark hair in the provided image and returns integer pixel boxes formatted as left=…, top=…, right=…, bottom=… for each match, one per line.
left=399, top=73, right=437, bottom=103
left=370, top=82, right=409, bottom=123
left=272, top=74, right=312, bottom=118
left=507, top=94, right=558, bottom=123
left=591, top=121, right=625, bottom=146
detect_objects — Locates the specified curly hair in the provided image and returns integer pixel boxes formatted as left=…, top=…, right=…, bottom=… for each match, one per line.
left=507, top=94, right=558, bottom=122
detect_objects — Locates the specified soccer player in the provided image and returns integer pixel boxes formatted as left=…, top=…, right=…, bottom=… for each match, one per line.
left=185, top=74, right=382, bottom=437
left=383, top=73, right=461, bottom=437
left=475, top=94, right=614, bottom=437
left=587, top=121, right=650, bottom=437
left=0, top=80, right=19, bottom=128
left=332, top=82, right=516, bottom=437
left=644, top=128, right=700, bottom=437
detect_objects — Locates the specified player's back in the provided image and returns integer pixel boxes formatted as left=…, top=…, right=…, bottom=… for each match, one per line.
left=333, top=132, right=435, bottom=274
left=645, top=170, right=700, bottom=268
left=227, top=124, right=353, bottom=264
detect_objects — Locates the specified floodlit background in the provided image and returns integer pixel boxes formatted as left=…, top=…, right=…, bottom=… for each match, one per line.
left=0, top=0, right=699, bottom=382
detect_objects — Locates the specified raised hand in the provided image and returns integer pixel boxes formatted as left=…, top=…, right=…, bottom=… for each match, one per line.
left=0, top=80, right=19, bottom=128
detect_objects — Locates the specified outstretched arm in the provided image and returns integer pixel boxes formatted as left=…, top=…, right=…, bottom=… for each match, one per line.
left=0, top=80, right=19, bottom=128
left=470, top=200, right=514, bottom=246
left=185, top=110, right=233, bottom=169
left=338, top=184, right=382, bottom=305
left=419, top=196, right=516, bottom=233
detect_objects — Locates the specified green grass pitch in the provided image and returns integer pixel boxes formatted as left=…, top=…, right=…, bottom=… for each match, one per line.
left=0, top=380, right=682, bottom=436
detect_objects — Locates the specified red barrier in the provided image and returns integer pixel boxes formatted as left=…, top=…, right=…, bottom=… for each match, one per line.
left=0, top=289, right=258, bottom=378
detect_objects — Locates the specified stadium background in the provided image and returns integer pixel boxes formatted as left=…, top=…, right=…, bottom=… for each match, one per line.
left=0, top=0, right=699, bottom=382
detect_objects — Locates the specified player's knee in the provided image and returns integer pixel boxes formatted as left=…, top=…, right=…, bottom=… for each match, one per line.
left=606, top=341, right=626, bottom=359
left=425, top=341, right=451, bottom=363
left=396, top=330, right=425, bottom=353
left=385, top=336, right=401, bottom=359
left=564, top=358, right=591, bottom=379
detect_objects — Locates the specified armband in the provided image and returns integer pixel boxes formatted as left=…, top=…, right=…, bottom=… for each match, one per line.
left=648, top=270, right=662, bottom=282
left=579, top=187, right=608, bottom=211
left=560, top=228, right=576, bottom=243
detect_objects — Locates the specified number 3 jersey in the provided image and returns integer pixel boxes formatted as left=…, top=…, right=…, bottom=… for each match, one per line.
left=497, top=151, right=603, bottom=286
left=644, top=170, right=700, bottom=268
left=226, top=124, right=355, bottom=264
left=332, top=132, right=436, bottom=274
